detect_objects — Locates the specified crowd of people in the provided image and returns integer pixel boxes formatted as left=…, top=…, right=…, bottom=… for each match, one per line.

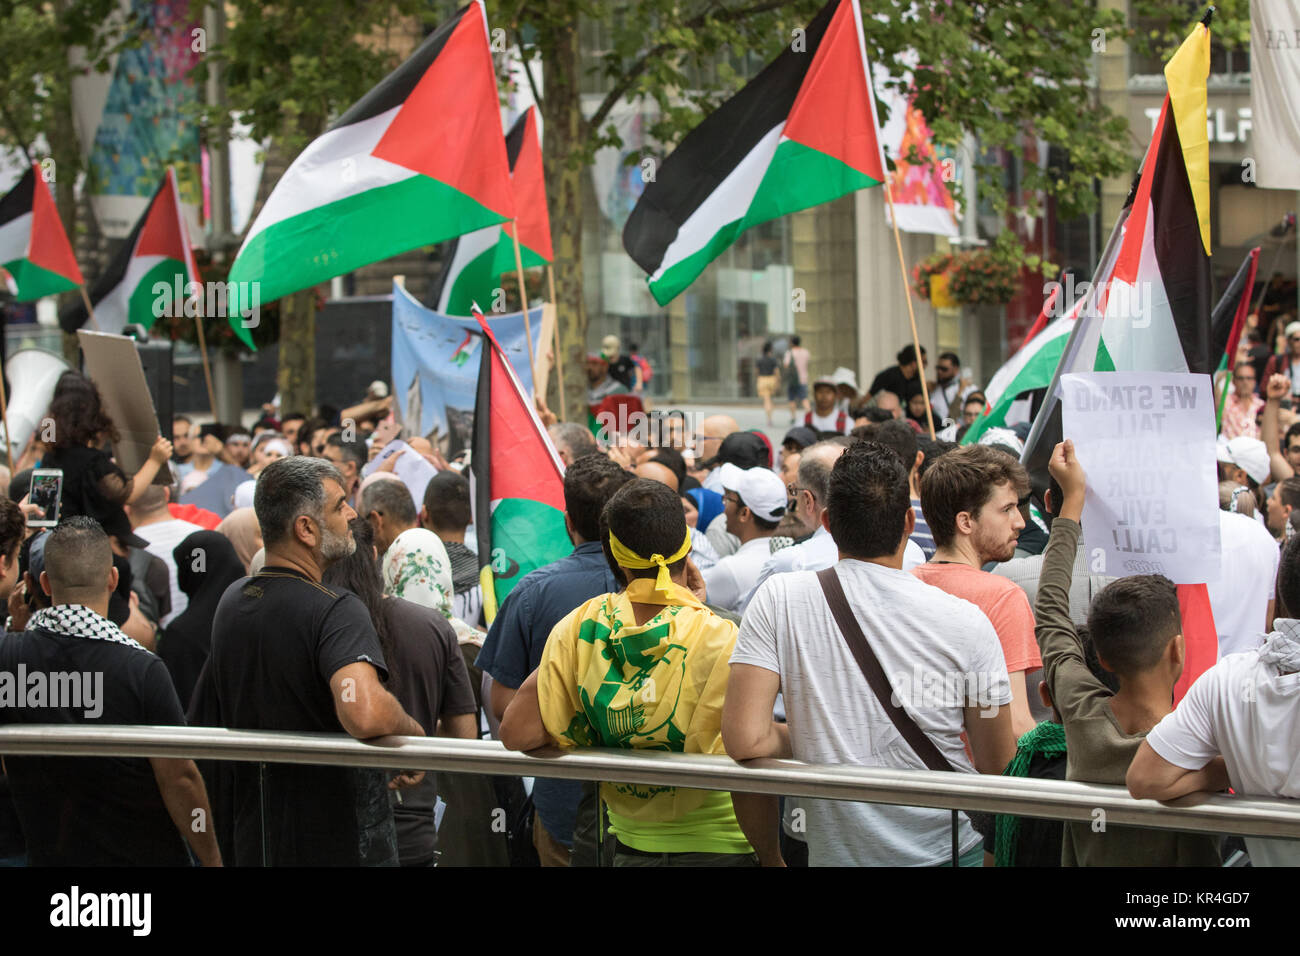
left=0, top=355, right=1297, bottom=869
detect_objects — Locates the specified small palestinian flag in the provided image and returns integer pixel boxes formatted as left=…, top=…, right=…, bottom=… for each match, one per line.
left=1212, top=247, right=1261, bottom=427
left=623, top=0, right=886, bottom=305
left=60, top=167, right=198, bottom=333
left=471, top=305, right=572, bottom=614
left=0, top=163, right=84, bottom=301
left=450, top=330, right=479, bottom=367
left=433, top=108, right=552, bottom=315
left=227, top=1, right=514, bottom=345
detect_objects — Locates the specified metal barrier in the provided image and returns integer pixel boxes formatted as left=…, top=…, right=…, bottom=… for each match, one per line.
left=1, top=724, right=1298, bottom=840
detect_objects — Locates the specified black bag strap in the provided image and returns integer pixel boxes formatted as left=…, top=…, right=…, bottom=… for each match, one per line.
left=816, top=567, right=955, bottom=774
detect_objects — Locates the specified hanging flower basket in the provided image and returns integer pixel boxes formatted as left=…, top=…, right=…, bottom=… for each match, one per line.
left=946, top=248, right=1021, bottom=307
left=911, top=253, right=952, bottom=301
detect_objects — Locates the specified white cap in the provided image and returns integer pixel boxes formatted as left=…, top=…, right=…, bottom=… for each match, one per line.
left=718, top=463, right=787, bottom=522
left=1217, top=435, right=1271, bottom=485
left=831, top=367, right=859, bottom=391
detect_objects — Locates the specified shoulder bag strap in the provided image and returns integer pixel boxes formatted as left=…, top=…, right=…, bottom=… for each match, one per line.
left=815, top=567, right=955, bottom=773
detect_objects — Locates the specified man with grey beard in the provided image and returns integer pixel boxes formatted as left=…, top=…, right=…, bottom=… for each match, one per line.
left=207, top=456, right=425, bottom=866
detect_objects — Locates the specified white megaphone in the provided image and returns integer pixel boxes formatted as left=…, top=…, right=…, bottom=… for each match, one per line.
left=1, top=348, right=71, bottom=461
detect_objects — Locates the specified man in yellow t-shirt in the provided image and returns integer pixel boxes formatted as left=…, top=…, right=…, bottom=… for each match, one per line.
left=499, top=478, right=772, bottom=866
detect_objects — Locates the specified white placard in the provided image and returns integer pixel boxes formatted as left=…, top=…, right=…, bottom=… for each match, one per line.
left=362, top=439, right=437, bottom=510
left=1059, top=372, right=1220, bottom=584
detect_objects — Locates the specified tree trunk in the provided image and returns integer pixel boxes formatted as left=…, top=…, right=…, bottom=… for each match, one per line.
left=539, top=19, right=588, bottom=423
left=276, top=289, right=316, bottom=417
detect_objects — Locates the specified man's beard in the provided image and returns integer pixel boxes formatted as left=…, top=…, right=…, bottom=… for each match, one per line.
left=320, top=523, right=356, bottom=563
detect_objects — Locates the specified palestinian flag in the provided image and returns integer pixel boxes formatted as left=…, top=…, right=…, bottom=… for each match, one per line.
left=1020, top=17, right=1217, bottom=704
left=0, top=163, right=84, bottom=301
left=1212, top=247, right=1261, bottom=427
left=623, top=0, right=886, bottom=305
left=471, top=305, right=572, bottom=615
left=226, top=0, right=514, bottom=346
left=60, top=167, right=198, bottom=333
left=433, top=108, right=553, bottom=315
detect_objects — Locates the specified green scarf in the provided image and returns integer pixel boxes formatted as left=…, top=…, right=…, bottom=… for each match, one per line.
left=993, top=721, right=1068, bottom=868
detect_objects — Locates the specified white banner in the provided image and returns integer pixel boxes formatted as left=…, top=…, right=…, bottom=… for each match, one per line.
left=1060, top=372, right=1220, bottom=584
left=1251, top=0, right=1300, bottom=191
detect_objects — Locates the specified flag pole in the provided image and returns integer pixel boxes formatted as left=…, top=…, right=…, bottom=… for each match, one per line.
left=77, top=285, right=102, bottom=331
left=509, top=225, right=538, bottom=397
left=0, top=345, right=11, bottom=469
left=883, top=181, right=936, bottom=439
left=192, top=302, right=218, bottom=418
left=546, top=264, right=566, bottom=420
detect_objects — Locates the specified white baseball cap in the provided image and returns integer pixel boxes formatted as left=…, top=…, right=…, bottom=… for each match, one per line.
left=718, top=463, right=787, bottom=522
left=1217, top=435, right=1271, bottom=485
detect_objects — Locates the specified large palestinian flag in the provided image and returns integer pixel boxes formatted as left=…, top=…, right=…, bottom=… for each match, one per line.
left=471, top=306, right=572, bottom=615
left=433, top=107, right=553, bottom=315
left=227, top=1, right=514, bottom=345
left=0, top=164, right=83, bottom=301
left=60, top=167, right=198, bottom=333
left=1021, top=18, right=1217, bottom=704
left=623, top=0, right=885, bottom=305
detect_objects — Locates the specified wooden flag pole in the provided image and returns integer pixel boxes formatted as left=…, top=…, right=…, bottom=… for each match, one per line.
left=510, top=224, right=538, bottom=397
left=78, top=285, right=102, bottom=331
left=192, top=297, right=218, bottom=418
left=546, top=264, right=566, bottom=421
left=883, top=182, right=937, bottom=440
left=0, top=349, right=12, bottom=469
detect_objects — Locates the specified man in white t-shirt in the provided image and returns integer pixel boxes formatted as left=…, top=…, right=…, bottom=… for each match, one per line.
left=803, top=376, right=849, bottom=435
left=701, top=464, right=786, bottom=612
left=1208, top=509, right=1279, bottom=657
left=723, top=440, right=1017, bottom=867
left=127, top=484, right=204, bottom=627
left=1128, top=538, right=1300, bottom=866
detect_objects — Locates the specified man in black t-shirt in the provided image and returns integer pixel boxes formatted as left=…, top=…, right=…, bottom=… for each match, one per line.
left=0, top=516, right=221, bottom=866
left=208, top=456, right=424, bottom=866
left=601, top=334, right=640, bottom=392
left=869, top=343, right=927, bottom=403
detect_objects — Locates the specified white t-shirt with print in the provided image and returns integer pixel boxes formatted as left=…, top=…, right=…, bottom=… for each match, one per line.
left=733, top=560, right=1011, bottom=866
left=1146, top=635, right=1300, bottom=866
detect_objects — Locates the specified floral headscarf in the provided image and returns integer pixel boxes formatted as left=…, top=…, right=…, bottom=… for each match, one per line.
left=382, top=527, right=453, bottom=618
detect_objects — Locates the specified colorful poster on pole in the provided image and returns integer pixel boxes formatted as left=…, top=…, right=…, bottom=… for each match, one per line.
left=1060, top=371, right=1220, bottom=585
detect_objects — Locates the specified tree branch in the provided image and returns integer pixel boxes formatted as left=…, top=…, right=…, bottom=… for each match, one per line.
left=585, top=0, right=793, bottom=136
left=514, top=29, right=545, bottom=114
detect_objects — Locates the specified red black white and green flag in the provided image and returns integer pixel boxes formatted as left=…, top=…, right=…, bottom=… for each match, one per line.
left=433, top=107, right=553, bottom=315
left=60, top=167, right=198, bottom=333
left=0, top=163, right=84, bottom=302
left=471, top=305, right=571, bottom=614
left=622, top=0, right=886, bottom=305
left=227, top=0, right=515, bottom=345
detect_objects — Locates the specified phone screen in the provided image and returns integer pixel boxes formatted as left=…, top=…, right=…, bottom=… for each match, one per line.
left=29, top=473, right=62, bottom=525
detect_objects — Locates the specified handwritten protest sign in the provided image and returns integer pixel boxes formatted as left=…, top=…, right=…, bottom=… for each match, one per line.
left=1059, top=371, right=1220, bottom=584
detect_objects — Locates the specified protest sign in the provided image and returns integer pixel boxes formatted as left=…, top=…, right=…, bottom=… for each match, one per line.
left=1059, top=371, right=1220, bottom=584
left=77, top=330, right=168, bottom=484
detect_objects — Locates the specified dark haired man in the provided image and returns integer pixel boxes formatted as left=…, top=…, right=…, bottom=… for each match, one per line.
left=475, top=452, right=633, bottom=864
left=857, top=419, right=935, bottom=559
left=914, top=445, right=1041, bottom=738
left=1039, top=440, right=1219, bottom=865
left=422, top=470, right=481, bottom=625
left=929, top=351, right=977, bottom=422
left=1129, top=534, right=1300, bottom=866
left=0, top=516, right=221, bottom=866
left=701, top=464, right=786, bottom=612
left=207, top=456, right=425, bottom=866
left=324, top=433, right=367, bottom=508
left=724, top=441, right=1016, bottom=866
left=869, top=343, right=927, bottom=403
left=500, top=478, right=763, bottom=866
left=280, top=413, right=308, bottom=449
left=172, top=415, right=195, bottom=475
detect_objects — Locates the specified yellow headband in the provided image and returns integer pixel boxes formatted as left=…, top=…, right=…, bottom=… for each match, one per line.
left=608, top=528, right=692, bottom=595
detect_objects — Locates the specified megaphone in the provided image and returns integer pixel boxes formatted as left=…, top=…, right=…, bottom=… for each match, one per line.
left=1, top=348, right=71, bottom=461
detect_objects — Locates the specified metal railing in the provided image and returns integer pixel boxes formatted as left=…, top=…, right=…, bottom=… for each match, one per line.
left=1, top=724, right=1298, bottom=840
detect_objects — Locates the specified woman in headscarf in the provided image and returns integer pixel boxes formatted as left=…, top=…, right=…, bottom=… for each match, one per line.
left=217, top=507, right=263, bottom=574
left=157, top=531, right=246, bottom=709
left=381, top=526, right=454, bottom=618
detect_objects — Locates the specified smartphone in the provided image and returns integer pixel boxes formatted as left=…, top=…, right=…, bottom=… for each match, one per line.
left=28, top=469, right=63, bottom=528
